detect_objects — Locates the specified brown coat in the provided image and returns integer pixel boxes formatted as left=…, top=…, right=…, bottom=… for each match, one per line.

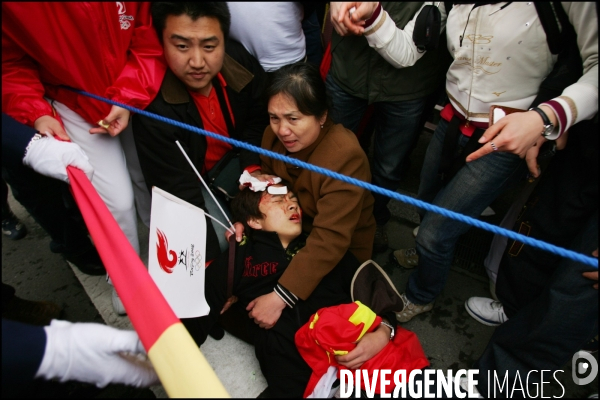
left=260, top=119, right=376, bottom=299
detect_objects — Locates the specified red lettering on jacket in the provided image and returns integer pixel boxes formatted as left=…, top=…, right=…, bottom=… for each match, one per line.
left=243, top=257, right=278, bottom=278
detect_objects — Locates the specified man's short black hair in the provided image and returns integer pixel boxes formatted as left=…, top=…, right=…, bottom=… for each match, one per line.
left=231, top=189, right=265, bottom=234
left=151, top=2, right=230, bottom=41
left=231, top=184, right=292, bottom=234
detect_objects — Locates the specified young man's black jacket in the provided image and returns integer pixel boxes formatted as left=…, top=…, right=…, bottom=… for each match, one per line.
left=132, top=39, right=269, bottom=262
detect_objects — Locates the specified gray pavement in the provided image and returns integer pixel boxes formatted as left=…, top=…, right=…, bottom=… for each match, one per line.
left=2, top=127, right=597, bottom=398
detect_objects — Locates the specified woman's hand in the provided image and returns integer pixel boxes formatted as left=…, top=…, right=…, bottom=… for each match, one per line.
left=246, top=291, right=286, bottom=329
left=335, top=323, right=390, bottom=370
left=89, top=105, right=130, bottom=136
left=466, top=105, right=558, bottom=177
left=34, top=115, right=70, bottom=141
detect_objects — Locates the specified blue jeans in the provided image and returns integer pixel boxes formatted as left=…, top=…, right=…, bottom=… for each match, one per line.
left=326, top=74, right=427, bottom=225
left=406, top=119, right=527, bottom=305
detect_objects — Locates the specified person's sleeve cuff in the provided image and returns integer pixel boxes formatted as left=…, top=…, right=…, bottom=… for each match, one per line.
left=274, top=283, right=298, bottom=308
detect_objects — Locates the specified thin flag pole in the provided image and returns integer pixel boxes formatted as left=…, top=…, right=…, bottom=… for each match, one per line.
left=175, top=141, right=235, bottom=234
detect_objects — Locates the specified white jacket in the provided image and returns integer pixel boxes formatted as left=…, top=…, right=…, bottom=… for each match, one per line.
left=365, top=2, right=598, bottom=139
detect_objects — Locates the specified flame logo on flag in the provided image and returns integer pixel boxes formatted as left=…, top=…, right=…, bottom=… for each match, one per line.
left=156, top=229, right=177, bottom=273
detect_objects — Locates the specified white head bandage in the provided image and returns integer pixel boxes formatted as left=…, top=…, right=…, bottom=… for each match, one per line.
left=239, top=170, right=283, bottom=192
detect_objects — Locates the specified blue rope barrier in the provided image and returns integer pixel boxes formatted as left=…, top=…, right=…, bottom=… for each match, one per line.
left=67, top=88, right=598, bottom=269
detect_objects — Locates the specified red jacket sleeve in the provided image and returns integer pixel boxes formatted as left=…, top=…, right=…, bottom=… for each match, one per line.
left=105, top=2, right=166, bottom=110
left=1, top=34, right=53, bottom=127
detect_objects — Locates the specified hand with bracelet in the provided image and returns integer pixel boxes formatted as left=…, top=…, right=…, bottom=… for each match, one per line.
left=466, top=105, right=559, bottom=178
left=335, top=319, right=394, bottom=370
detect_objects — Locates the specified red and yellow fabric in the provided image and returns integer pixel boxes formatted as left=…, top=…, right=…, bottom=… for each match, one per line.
left=295, top=301, right=429, bottom=397
left=67, top=166, right=228, bottom=398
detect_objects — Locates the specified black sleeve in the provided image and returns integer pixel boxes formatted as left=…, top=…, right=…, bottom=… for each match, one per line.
left=2, top=113, right=37, bottom=168
left=2, top=319, right=47, bottom=385
left=224, top=39, right=270, bottom=169
left=132, top=98, right=221, bottom=262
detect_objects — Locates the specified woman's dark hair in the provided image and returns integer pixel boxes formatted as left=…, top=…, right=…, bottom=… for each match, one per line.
left=231, top=184, right=292, bottom=233
left=266, top=62, right=330, bottom=118
left=151, top=2, right=230, bottom=41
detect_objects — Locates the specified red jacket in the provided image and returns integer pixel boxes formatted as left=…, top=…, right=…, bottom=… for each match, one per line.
left=2, top=2, right=166, bottom=127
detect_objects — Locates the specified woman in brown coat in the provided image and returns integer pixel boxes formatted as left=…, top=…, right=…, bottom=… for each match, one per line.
left=234, top=63, right=376, bottom=329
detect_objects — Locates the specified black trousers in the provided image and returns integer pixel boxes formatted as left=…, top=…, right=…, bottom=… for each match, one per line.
left=2, top=163, right=92, bottom=256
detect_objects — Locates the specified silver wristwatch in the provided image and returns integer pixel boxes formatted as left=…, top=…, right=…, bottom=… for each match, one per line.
left=380, top=320, right=395, bottom=340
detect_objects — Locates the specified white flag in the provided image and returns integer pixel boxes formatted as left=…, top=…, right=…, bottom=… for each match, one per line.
left=148, top=186, right=209, bottom=318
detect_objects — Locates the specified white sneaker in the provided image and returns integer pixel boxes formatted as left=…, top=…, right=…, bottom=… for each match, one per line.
left=112, top=288, right=127, bottom=316
left=480, top=206, right=496, bottom=217
left=412, top=226, right=419, bottom=237
left=465, top=297, right=507, bottom=326
left=459, top=377, right=483, bottom=398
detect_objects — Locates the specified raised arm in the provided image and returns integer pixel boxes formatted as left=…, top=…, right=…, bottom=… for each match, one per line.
left=331, top=2, right=448, bottom=68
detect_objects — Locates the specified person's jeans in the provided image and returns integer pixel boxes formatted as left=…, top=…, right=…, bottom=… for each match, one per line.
left=474, top=212, right=598, bottom=398
left=325, top=73, right=427, bottom=225
left=406, top=119, right=527, bottom=305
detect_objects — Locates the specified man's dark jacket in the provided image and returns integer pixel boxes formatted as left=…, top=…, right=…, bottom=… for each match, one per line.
left=132, top=39, right=269, bottom=261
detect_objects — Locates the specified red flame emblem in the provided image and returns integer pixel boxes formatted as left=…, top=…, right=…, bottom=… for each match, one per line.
left=156, top=229, right=177, bottom=274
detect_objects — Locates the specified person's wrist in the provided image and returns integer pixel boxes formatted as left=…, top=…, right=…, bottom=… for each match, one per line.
left=273, top=290, right=291, bottom=309
left=36, top=320, right=73, bottom=381
left=364, top=3, right=382, bottom=28
left=528, top=106, right=557, bottom=139
left=538, top=105, right=558, bottom=127
left=378, top=320, right=394, bottom=340
left=23, top=133, right=47, bottom=162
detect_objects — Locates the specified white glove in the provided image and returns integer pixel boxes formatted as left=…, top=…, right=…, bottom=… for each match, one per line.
left=22, top=135, right=94, bottom=183
left=36, top=320, right=159, bottom=388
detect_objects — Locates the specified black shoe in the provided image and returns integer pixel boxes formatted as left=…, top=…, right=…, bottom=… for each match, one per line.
left=373, top=224, right=389, bottom=253
left=2, top=209, right=27, bottom=240
left=2, top=296, right=62, bottom=326
left=64, top=247, right=106, bottom=276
